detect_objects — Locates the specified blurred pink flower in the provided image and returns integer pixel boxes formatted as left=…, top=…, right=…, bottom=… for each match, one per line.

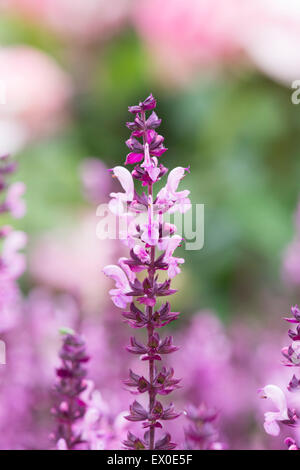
left=133, top=0, right=243, bottom=83
left=9, top=0, right=131, bottom=43
left=79, top=380, right=130, bottom=450
left=134, top=0, right=300, bottom=86
left=0, top=46, right=72, bottom=153
left=240, top=0, right=300, bottom=85
left=0, top=230, right=27, bottom=281
left=0, top=278, right=22, bottom=332
left=25, top=288, right=79, bottom=383
left=29, top=212, right=117, bottom=314
left=5, top=182, right=26, bottom=219
left=80, top=158, right=111, bottom=204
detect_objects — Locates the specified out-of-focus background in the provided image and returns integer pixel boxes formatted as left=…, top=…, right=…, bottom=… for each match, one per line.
left=1, top=0, right=300, bottom=450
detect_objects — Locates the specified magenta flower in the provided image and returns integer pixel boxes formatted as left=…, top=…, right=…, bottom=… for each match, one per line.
left=103, top=94, right=191, bottom=449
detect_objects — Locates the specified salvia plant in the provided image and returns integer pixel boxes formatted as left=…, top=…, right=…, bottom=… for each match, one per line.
left=260, top=304, right=300, bottom=450
left=103, top=94, right=191, bottom=450
left=51, top=330, right=90, bottom=449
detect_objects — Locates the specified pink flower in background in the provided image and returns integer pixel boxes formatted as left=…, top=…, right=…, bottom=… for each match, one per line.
left=4, top=182, right=26, bottom=218
left=0, top=230, right=27, bottom=281
left=80, top=380, right=129, bottom=450
left=80, top=158, right=111, bottom=205
left=0, top=46, right=72, bottom=153
left=25, top=288, right=79, bottom=383
left=184, top=404, right=225, bottom=450
left=133, top=0, right=243, bottom=83
left=240, top=0, right=300, bottom=85
left=9, top=0, right=131, bottom=43
left=0, top=278, right=22, bottom=332
left=133, top=0, right=300, bottom=86
left=29, top=213, right=116, bottom=314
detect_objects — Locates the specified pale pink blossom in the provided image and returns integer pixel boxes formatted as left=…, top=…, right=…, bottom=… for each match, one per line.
left=56, top=438, right=68, bottom=450
left=133, top=245, right=150, bottom=264
left=156, top=167, right=191, bottom=214
left=109, top=166, right=134, bottom=215
left=260, top=384, right=288, bottom=436
left=164, top=235, right=184, bottom=279
left=140, top=219, right=159, bottom=247
left=102, top=264, right=132, bottom=308
left=118, top=256, right=136, bottom=283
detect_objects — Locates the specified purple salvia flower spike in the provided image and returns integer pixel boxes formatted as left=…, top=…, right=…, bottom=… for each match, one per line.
left=103, top=95, right=191, bottom=449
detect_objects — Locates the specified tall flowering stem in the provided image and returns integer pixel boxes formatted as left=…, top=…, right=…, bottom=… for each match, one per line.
left=260, top=305, right=300, bottom=449
left=51, top=330, right=89, bottom=450
left=103, top=94, right=191, bottom=450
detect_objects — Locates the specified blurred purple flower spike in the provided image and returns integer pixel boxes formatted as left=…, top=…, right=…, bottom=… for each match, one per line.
left=51, top=330, right=89, bottom=450
left=184, top=404, right=225, bottom=450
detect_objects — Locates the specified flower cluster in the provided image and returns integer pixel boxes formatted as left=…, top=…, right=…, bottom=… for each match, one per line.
left=184, top=404, right=225, bottom=450
left=260, top=305, right=300, bottom=448
left=103, top=94, right=191, bottom=449
left=51, top=330, right=90, bottom=450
